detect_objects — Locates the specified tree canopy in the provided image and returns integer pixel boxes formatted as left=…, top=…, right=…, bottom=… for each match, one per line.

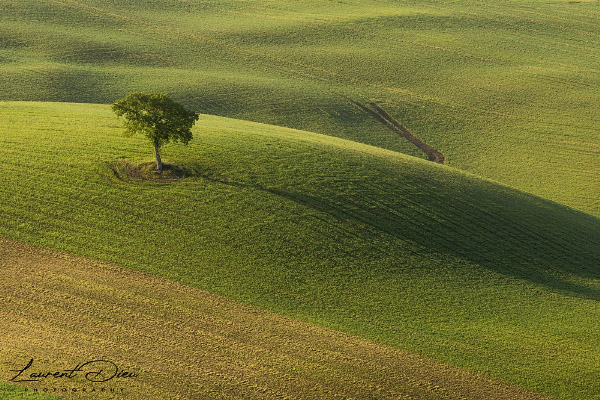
left=112, top=92, right=199, bottom=172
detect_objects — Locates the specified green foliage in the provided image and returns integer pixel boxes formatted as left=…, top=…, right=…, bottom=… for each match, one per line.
left=112, top=92, right=198, bottom=171
left=1, top=102, right=599, bottom=400
left=112, top=92, right=198, bottom=148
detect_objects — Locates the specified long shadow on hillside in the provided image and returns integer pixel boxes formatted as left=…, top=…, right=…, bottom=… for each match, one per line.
left=221, top=173, right=600, bottom=301
left=127, top=156, right=600, bottom=301
left=275, top=187, right=600, bottom=300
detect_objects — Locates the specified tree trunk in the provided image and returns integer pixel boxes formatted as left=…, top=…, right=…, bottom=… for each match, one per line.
left=154, top=140, right=163, bottom=173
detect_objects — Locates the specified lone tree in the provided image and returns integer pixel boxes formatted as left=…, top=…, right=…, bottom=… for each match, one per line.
left=112, top=92, right=199, bottom=173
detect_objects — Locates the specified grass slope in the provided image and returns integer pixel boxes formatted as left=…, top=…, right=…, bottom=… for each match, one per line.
left=0, top=238, right=553, bottom=400
left=0, top=0, right=598, bottom=216
left=1, top=102, right=599, bottom=399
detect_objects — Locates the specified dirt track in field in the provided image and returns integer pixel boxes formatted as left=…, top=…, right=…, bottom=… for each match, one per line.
left=0, top=238, right=551, bottom=399
left=349, top=99, right=445, bottom=164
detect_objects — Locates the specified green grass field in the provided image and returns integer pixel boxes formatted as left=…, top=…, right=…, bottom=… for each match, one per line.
left=0, top=0, right=598, bottom=216
left=0, top=102, right=598, bottom=399
left=1, top=0, right=599, bottom=399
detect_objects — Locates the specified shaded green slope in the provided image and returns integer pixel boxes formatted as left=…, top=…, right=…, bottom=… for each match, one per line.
left=0, top=0, right=598, bottom=215
left=1, top=102, right=599, bottom=399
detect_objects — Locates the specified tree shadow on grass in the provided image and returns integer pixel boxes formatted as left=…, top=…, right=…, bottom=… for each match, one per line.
left=101, top=157, right=600, bottom=301
left=259, top=185, right=600, bottom=302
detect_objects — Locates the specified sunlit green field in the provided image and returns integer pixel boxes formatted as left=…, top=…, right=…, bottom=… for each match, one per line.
left=1, top=102, right=599, bottom=399
left=0, top=0, right=598, bottom=216
left=1, top=0, right=599, bottom=398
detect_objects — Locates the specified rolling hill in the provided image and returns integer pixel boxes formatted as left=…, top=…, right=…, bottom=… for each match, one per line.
left=0, top=0, right=598, bottom=216
left=1, top=0, right=599, bottom=398
left=0, top=101, right=598, bottom=399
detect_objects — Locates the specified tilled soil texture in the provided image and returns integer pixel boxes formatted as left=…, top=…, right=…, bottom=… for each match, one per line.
left=0, top=238, right=553, bottom=400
